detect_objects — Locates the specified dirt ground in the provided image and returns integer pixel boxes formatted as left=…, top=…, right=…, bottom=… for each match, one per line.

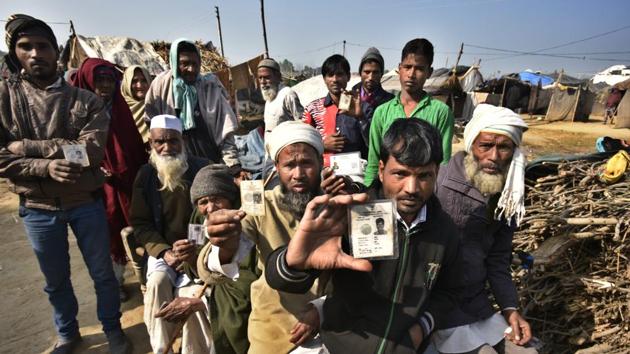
left=0, top=118, right=627, bottom=354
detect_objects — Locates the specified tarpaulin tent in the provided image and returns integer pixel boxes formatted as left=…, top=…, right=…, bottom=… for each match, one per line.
left=291, top=74, right=362, bottom=106
left=60, top=35, right=168, bottom=75
left=519, top=71, right=554, bottom=86
left=614, top=87, right=630, bottom=128
left=545, top=85, right=592, bottom=122
left=592, top=65, right=630, bottom=86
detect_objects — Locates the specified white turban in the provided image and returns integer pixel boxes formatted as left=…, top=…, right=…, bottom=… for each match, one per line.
left=150, top=114, right=182, bottom=133
left=464, top=104, right=528, bottom=151
left=265, top=121, right=324, bottom=162
left=464, top=104, right=529, bottom=226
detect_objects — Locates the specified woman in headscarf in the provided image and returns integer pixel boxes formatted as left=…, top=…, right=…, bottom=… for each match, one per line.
left=121, top=65, right=152, bottom=143
left=71, top=58, right=148, bottom=301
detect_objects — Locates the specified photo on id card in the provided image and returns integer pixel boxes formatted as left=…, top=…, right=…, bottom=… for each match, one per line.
left=62, top=144, right=90, bottom=167
left=348, top=199, right=398, bottom=260
left=188, top=224, right=205, bottom=246
left=240, top=180, right=265, bottom=216
left=329, top=151, right=362, bottom=176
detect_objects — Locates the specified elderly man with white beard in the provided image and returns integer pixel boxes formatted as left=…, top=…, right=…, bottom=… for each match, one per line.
left=432, top=104, right=537, bottom=354
left=257, top=58, right=304, bottom=134
left=129, top=114, right=212, bottom=353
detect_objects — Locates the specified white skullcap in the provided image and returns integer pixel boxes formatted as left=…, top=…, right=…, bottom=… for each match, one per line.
left=265, top=121, right=324, bottom=162
left=150, top=114, right=183, bottom=133
left=464, top=104, right=528, bottom=153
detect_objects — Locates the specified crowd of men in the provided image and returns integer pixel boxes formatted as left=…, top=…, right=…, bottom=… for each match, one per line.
left=0, top=13, right=538, bottom=354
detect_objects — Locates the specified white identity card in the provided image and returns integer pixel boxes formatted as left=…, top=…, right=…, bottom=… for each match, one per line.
left=348, top=199, right=398, bottom=260
left=240, top=180, right=265, bottom=216
left=187, top=224, right=205, bottom=245
left=62, top=144, right=90, bottom=167
left=338, top=92, right=352, bottom=111
left=330, top=152, right=363, bottom=176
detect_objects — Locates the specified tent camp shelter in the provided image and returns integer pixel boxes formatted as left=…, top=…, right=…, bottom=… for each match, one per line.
left=545, top=85, right=593, bottom=122
left=60, top=35, right=168, bottom=76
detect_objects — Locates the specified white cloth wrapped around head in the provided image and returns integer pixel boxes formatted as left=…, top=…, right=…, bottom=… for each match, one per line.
left=150, top=114, right=183, bottom=132
left=265, top=121, right=324, bottom=162
left=464, top=104, right=529, bottom=226
left=464, top=104, right=528, bottom=151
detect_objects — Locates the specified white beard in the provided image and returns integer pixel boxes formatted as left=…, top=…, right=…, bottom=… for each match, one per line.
left=464, top=153, right=506, bottom=196
left=149, top=149, right=189, bottom=192
left=261, top=85, right=278, bottom=102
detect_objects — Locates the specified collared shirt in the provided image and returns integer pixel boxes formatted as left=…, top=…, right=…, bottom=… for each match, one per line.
left=396, top=204, right=428, bottom=231
left=364, top=92, right=454, bottom=186
left=303, top=93, right=370, bottom=166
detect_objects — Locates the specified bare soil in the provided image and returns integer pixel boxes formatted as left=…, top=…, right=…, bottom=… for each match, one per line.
left=0, top=118, right=627, bottom=354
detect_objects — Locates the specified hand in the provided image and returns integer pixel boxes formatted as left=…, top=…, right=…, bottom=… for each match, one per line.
left=7, top=141, right=24, bottom=155
left=323, top=133, right=345, bottom=153
left=172, top=239, right=196, bottom=264
left=163, top=249, right=181, bottom=268
left=205, top=209, right=246, bottom=264
left=408, top=323, right=424, bottom=350
left=320, top=167, right=352, bottom=196
left=339, top=92, right=363, bottom=119
left=290, top=304, right=320, bottom=346
left=154, top=297, right=204, bottom=322
left=503, top=310, right=532, bottom=345
left=285, top=193, right=372, bottom=272
left=234, top=170, right=251, bottom=187
left=100, top=167, right=113, bottom=178
left=47, top=159, right=82, bottom=183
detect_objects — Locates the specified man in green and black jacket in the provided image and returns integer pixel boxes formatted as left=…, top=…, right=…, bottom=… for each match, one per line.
left=265, top=118, right=461, bottom=354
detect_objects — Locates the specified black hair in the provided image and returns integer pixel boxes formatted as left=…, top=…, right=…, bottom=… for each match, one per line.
left=177, top=41, right=198, bottom=55
left=321, top=54, right=351, bottom=77
left=360, top=58, right=383, bottom=74
left=401, top=38, right=434, bottom=65
left=375, top=217, right=384, bottom=224
left=380, top=118, right=443, bottom=167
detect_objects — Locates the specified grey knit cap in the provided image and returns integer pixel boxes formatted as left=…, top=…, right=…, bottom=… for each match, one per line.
left=190, top=164, right=239, bottom=206
left=359, top=47, right=384, bottom=73
left=257, top=58, right=281, bottom=72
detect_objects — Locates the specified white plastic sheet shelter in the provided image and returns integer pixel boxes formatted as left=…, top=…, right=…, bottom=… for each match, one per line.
left=63, top=35, right=168, bottom=76
left=291, top=73, right=361, bottom=105
left=591, top=65, right=630, bottom=86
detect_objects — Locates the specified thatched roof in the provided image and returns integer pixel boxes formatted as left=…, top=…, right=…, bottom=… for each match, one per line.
left=151, top=40, right=229, bottom=74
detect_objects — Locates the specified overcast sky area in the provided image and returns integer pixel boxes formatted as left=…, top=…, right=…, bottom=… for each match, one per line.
left=1, top=0, right=629, bottom=78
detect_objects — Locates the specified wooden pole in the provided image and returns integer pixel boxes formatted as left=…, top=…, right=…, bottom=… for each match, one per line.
left=214, top=6, right=225, bottom=58
left=342, top=40, right=346, bottom=57
left=260, top=0, right=269, bottom=58
left=452, top=42, right=464, bottom=73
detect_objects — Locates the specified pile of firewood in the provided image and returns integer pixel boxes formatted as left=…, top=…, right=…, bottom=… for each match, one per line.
left=512, top=157, right=630, bottom=353
left=151, top=40, right=229, bottom=73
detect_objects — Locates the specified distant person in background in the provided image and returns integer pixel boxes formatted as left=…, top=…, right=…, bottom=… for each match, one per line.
left=303, top=54, right=371, bottom=166
left=121, top=65, right=152, bottom=142
left=1, top=14, right=131, bottom=353
left=365, top=38, right=454, bottom=186
left=604, top=87, right=624, bottom=125
left=351, top=47, right=394, bottom=115
left=257, top=58, right=304, bottom=134
left=71, top=58, right=148, bottom=302
left=144, top=38, right=243, bottom=176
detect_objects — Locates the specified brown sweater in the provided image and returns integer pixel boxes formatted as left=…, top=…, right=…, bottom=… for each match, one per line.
left=242, top=186, right=327, bottom=354
left=0, top=76, right=109, bottom=210
left=129, top=165, right=193, bottom=258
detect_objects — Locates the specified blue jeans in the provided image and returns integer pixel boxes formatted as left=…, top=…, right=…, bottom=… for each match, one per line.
left=20, top=199, right=122, bottom=341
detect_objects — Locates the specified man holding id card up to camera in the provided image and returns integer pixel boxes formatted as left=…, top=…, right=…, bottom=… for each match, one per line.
left=266, top=119, right=461, bottom=354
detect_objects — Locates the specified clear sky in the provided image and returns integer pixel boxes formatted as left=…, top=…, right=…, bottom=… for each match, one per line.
left=1, top=0, right=629, bottom=78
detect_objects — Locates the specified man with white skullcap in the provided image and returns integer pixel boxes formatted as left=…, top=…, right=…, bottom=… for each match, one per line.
left=129, top=114, right=212, bottom=353
left=203, top=121, right=328, bottom=353
left=432, top=104, right=537, bottom=354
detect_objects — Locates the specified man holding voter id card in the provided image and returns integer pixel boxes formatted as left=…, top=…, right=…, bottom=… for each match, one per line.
left=265, top=119, right=461, bottom=354
left=129, top=114, right=212, bottom=353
